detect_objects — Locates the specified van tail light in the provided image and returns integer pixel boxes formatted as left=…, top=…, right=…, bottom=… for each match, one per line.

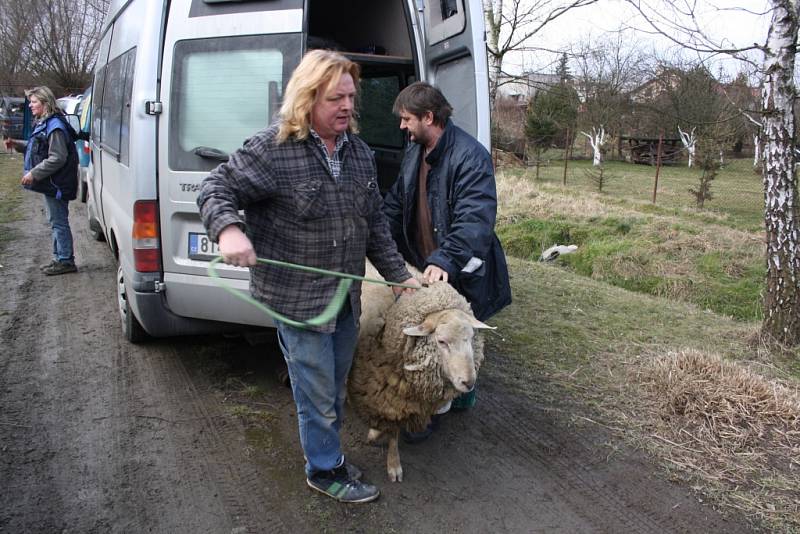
left=132, top=200, right=161, bottom=272
left=83, top=143, right=90, bottom=155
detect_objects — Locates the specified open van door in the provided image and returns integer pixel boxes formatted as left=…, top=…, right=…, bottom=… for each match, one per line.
left=415, top=0, right=491, bottom=150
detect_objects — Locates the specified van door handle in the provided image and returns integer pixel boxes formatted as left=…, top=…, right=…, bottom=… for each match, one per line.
left=145, top=101, right=163, bottom=115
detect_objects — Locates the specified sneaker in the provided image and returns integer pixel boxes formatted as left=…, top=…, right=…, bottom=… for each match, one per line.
left=306, top=465, right=379, bottom=503
left=39, top=259, right=59, bottom=272
left=344, top=461, right=362, bottom=481
left=401, top=413, right=444, bottom=444
left=43, top=261, right=78, bottom=276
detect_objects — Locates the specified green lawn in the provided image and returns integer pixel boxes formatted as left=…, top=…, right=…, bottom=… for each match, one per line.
left=496, top=157, right=766, bottom=320
left=512, top=157, right=764, bottom=231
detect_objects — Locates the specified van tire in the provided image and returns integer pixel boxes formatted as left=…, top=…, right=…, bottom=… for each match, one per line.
left=79, top=178, right=88, bottom=203
left=90, top=226, right=105, bottom=242
left=117, top=265, right=148, bottom=343
left=88, top=216, right=105, bottom=242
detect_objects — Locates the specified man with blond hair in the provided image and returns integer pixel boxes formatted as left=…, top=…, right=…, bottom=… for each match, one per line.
left=198, top=50, right=418, bottom=503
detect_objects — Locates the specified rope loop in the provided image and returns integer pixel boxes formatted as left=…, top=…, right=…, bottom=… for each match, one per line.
left=207, top=256, right=418, bottom=329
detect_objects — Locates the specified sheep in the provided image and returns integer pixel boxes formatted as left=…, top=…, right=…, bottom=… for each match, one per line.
left=347, top=262, right=493, bottom=482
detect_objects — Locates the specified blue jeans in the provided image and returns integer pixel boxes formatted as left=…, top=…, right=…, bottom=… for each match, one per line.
left=43, top=195, right=74, bottom=265
left=276, top=302, right=358, bottom=477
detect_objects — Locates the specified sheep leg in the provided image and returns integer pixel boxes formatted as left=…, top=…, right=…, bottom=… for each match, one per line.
left=387, top=429, right=403, bottom=482
left=367, top=428, right=382, bottom=443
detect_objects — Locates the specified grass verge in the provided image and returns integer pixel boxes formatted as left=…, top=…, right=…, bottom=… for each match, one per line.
left=0, top=154, right=24, bottom=258
left=488, top=256, right=800, bottom=532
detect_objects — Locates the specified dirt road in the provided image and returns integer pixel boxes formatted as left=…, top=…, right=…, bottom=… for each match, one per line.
left=0, top=185, right=754, bottom=533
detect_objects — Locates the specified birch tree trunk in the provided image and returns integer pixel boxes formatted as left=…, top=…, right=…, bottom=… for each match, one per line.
left=753, top=133, right=760, bottom=167
left=678, top=126, right=697, bottom=168
left=484, top=0, right=503, bottom=104
left=761, top=0, right=800, bottom=345
left=580, top=126, right=605, bottom=166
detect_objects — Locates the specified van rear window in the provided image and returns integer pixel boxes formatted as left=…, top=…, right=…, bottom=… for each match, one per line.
left=169, top=34, right=301, bottom=172
left=190, top=0, right=302, bottom=17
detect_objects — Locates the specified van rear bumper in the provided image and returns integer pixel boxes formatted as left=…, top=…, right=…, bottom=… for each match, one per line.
left=129, top=287, right=273, bottom=338
left=129, top=273, right=275, bottom=337
left=128, top=271, right=275, bottom=337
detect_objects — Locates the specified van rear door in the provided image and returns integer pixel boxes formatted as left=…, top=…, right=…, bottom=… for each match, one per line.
left=156, top=0, right=302, bottom=326
left=416, top=0, right=491, bottom=150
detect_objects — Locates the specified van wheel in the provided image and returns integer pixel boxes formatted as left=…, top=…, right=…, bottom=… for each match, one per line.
left=90, top=225, right=105, bottom=242
left=117, top=265, right=148, bottom=343
left=88, top=215, right=105, bottom=242
left=79, top=179, right=88, bottom=203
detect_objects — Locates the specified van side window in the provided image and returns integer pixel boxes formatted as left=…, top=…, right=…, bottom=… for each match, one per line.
left=358, top=75, right=405, bottom=149
left=92, top=68, right=105, bottom=145
left=169, top=34, right=301, bottom=172
left=100, top=47, right=137, bottom=165
left=426, top=0, right=466, bottom=44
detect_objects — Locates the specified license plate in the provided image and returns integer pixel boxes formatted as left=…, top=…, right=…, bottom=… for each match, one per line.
left=188, top=232, right=219, bottom=260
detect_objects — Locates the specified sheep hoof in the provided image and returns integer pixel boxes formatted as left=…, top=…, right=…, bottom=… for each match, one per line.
left=367, top=428, right=382, bottom=443
left=388, top=466, right=403, bottom=482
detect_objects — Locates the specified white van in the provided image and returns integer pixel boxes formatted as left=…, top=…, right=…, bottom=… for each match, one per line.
left=87, top=0, right=491, bottom=342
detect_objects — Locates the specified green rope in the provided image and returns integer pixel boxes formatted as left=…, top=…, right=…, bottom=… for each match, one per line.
left=207, top=256, right=419, bottom=329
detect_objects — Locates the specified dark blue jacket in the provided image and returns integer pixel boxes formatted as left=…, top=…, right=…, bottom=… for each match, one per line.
left=24, top=114, right=79, bottom=201
left=384, top=120, right=511, bottom=321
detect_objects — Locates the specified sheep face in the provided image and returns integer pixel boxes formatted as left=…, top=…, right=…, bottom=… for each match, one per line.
left=402, top=309, right=493, bottom=393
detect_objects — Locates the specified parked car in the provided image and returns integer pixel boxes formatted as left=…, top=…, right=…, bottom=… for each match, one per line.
left=0, top=96, right=25, bottom=139
left=74, top=86, right=92, bottom=202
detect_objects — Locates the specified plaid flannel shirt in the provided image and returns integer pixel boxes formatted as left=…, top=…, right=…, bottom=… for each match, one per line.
left=309, top=129, right=347, bottom=179
left=197, top=125, right=411, bottom=332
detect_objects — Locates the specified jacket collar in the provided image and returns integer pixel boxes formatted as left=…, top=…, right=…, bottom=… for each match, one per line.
left=424, top=119, right=454, bottom=166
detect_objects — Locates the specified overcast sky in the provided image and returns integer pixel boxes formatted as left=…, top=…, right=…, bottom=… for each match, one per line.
left=504, top=0, right=772, bottom=78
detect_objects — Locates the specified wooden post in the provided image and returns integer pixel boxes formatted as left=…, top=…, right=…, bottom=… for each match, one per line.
left=563, top=128, right=570, bottom=186
left=652, top=132, right=663, bottom=204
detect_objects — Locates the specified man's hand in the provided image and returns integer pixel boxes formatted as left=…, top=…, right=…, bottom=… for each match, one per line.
left=392, top=276, right=421, bottom=296
left=20, top=172, right=33, bottom=186
left=218, top=224, right=257, bottom=267
left=422, top=264, right=448, bottom=284
left=4, top=137, right=13, bottom=151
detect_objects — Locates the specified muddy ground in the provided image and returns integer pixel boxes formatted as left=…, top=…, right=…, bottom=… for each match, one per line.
left=0, top=177, right=756, bottom=533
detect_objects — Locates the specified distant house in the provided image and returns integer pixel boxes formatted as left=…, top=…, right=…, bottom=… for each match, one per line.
left=496, top=71, right=562, bottom=106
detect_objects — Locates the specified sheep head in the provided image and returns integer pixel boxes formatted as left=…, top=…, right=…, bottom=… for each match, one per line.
left=402, top=309, right=493, bottom=393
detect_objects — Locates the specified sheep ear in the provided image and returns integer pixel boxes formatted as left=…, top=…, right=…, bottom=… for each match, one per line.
left=403, top=323, right=433, bottom=337
left=468, top=316, right=496, bottom=330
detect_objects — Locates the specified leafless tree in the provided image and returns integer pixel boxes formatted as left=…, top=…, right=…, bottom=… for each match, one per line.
left=0, top=0, right=108, bottom=95
left=0, top=0, right=35, bottom=94
left=484, top=0, right=600, bottom=103
left=571, top=32, right=650, bottom=158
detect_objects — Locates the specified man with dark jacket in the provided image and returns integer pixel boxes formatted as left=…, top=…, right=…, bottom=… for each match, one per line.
left=384, top=82, right=511, bottom=441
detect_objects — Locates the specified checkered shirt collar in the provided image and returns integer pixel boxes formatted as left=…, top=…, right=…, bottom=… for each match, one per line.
left=309, top=129, right=349, bottom=179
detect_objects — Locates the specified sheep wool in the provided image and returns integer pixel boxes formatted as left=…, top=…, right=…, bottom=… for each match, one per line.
left=348, top=279, right=485, bottom=434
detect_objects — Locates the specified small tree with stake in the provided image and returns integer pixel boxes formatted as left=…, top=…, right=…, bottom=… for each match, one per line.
left=688, top=140, right=718, bottom=208
left=525, top=98, right=558, bottom=179
left=584, top=161, right=610, bottom=192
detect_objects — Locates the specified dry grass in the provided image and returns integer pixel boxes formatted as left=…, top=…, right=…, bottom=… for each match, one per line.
left=496, top=170, right=627, bottom=223
left=622, top=349, right=800, bottom=531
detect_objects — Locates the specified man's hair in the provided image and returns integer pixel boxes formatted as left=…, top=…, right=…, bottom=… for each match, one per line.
left=392, top=81, right=452, bottom=127
left=277, top=49, right=361, bottom=143
left=24, top=86, right=58, bottom=118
